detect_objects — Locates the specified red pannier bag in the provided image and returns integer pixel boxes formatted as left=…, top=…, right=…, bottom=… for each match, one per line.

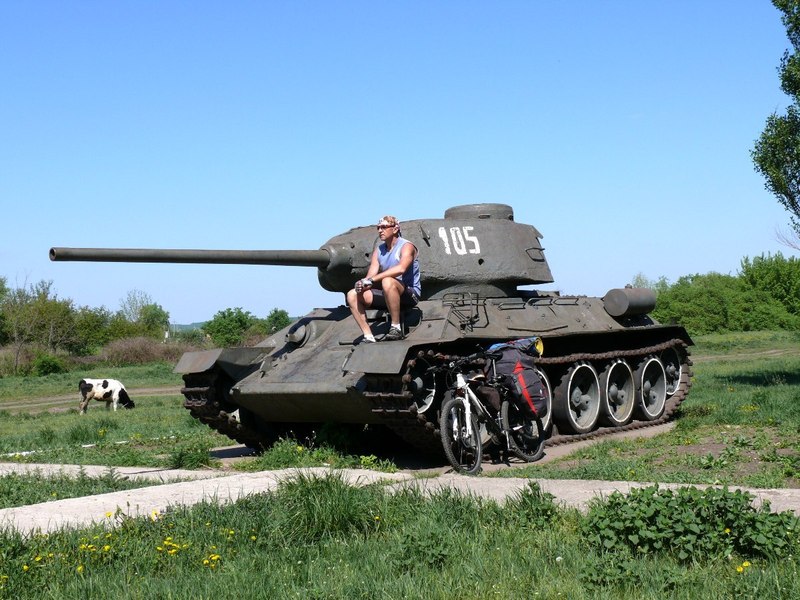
left=486, top=338, right=547, bottom=419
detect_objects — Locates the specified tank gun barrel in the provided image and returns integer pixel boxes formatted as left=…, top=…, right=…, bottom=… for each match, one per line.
left=49, top=247, right=331, bottom=268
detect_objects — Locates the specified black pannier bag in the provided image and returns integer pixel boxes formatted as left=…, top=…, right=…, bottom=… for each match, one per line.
left=486, top=337, right=547, bottom=419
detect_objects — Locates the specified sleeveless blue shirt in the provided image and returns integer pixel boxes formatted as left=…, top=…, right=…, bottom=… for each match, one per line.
left=377, top=237, right=421, bottom=297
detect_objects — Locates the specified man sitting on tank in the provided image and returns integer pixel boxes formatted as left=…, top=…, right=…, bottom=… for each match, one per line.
left=347, top=215, right=421, bottom=343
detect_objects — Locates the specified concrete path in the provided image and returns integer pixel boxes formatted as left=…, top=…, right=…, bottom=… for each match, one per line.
left=0, top=462, right=799, bottom=536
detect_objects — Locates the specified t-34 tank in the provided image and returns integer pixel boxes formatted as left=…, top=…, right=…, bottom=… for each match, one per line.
left=50, top=203, right=692, bottom=453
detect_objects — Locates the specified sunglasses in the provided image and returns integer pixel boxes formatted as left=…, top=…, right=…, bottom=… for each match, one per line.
left=377, top=224, right=394, bottom=230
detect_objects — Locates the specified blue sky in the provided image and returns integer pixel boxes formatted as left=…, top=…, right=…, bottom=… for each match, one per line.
left=1, top=1, right=795, bottom=323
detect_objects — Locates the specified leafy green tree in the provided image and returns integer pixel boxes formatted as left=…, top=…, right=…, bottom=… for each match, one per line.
left=116, top=289, right=170, bottom=339
left=263, top=308, right=293, bottom=334
left=0, top=280, right=78, bottom=373
left=69, top=306, right=113, bottom=355
left=139, top=303, right=170, bottom=338
left=0, top=276, right=8, bottom=344
left=202, top=308, right=256, bottom=346
left=106, top=311, right=142, bottom=341
left=752, top=0, right=800, bottom=236
left=119, top=289, right=153, bottom=322
left=630, top=272, right=670, bottom=295
left=653, top=272, right=799, bottom=335
left=740, top=252, right=800, bottom=315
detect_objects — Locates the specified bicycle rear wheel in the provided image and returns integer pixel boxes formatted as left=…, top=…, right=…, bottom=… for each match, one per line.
left=501, top=400, right=546, bottom=462
left=439, top=394, right=482, bottom=474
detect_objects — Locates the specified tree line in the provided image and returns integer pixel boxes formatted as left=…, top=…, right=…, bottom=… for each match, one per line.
left=0, top=277, right=291, bottom=376
left=640, top=252, right=800, bottom=335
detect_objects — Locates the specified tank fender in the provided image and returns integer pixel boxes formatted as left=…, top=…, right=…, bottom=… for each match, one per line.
left=603, top=288, right=656, bottom=317
left=174, top=347, right=271, bottom=380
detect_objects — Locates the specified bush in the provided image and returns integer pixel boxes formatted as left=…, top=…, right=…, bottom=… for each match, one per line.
left=653, top=273, right=800, bottom=335
left=101, top=337, right=196, bottom=366
left=31, top=353, right=67, bottom=376
left=582, top=485, right=800, bottom=562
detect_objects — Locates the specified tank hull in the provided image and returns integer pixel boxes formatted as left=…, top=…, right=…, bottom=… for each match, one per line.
left=176, top=293, right=692, bottom=452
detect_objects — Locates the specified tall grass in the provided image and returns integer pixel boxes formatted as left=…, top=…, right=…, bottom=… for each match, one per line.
left=0, top=474, right=796, bottom=599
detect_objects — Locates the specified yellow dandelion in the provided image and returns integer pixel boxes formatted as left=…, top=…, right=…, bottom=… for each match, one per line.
left=724, top=528, right=730, bottom=534
left=203, top=559, right=210, bottom=566
left=105, top=511, right=113, bottom=518
left=168, top=549, right=177, bottom=555
left=22, top=565, right=29, bottom=572
left=102, top=545, right=111, bottom=552
left=250, top=535, right=257, bottom=541
left=157, top=546, right=164, bottom=552
left=228, top=530, right=235, bottom=535
left=77, top=565, right=84, bottom=574
left=210, top=554, right=220, bottom=561
left=737, top=566, right=744, bottom=573
left=743, top=561, right=751, bottom=568
left=34, top=556, right=42, bottom=562
left=374, top=515, right=381, bottom=521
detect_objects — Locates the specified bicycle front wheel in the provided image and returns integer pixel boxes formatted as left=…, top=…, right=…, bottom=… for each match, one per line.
left=501, top=400, right=546, bottom=463
left=439, top=394, right=482, bottom=475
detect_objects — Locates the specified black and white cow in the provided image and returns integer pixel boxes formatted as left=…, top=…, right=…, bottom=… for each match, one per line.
left=78, top=379, right=135, bottom=413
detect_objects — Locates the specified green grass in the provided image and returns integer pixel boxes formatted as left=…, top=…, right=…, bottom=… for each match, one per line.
left=0, top=362, right=182, bottom=402
left=689, top=329, right=800, bottom=356
left=0, top=474, right=796, bottom=599
left=0, top=469, right=168, bottom=509
left=0, top=396, right=223, bottom=468
left=490, top=331, right=800, bottom=486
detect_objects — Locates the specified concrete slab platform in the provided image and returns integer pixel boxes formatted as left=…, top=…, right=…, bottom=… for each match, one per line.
left=0, top=461, right=798, bottom=537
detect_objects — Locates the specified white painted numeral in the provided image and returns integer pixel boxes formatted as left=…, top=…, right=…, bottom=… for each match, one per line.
left=438, top=226, right=481, bottom=255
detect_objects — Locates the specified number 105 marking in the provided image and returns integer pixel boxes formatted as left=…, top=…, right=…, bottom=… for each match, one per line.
left=438, top=226, right=481, bottom=255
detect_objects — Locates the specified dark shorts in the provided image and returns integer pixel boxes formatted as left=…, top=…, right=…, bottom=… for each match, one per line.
left=370, top=287, right=420, bottom=309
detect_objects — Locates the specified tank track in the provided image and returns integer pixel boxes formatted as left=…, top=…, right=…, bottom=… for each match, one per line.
left=180, top=338, right=692, bottom=458
left=181, top=373, right=269, bottom=449
left=370, top=338, right=693, bottom=453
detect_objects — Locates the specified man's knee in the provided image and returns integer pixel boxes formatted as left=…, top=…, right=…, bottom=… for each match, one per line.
left=381, top=278, right=402, bottom=294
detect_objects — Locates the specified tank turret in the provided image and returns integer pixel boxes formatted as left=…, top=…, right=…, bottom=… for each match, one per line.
left=51, top=203, right=552, bottom=298
left=50, top=203, right=693, bottom=458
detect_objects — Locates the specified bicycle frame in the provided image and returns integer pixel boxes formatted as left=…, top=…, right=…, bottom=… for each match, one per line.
left=450, top=371, right=503, bottom=443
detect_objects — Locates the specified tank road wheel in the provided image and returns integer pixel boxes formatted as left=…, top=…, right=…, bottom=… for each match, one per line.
left=660, top=347, right=683, bottom=397
left=634, top=356, right=667, bottom=420
left=535, top=368, right=553, bottom=435
left=501, top=399, right=545, bottom=462
left=439, top=393, right=482, bottom=475
left=553, top=362, right=601, bottom=434
left=598, top=359, right=636, bottom=427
